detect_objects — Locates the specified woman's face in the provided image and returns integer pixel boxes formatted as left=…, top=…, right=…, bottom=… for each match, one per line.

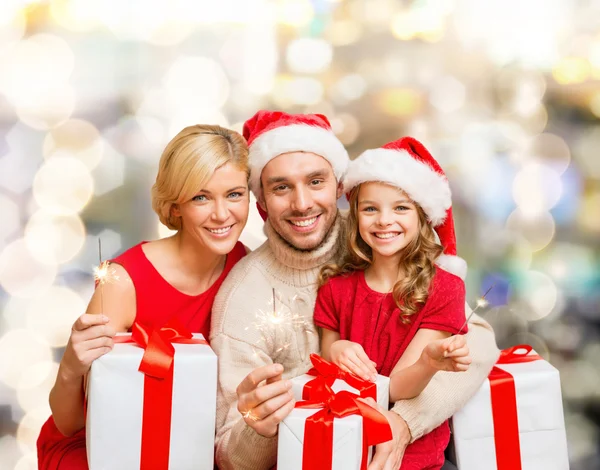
left=174, top=162, right=249, bottom=255
left=356, top=182, right=420, bottom=261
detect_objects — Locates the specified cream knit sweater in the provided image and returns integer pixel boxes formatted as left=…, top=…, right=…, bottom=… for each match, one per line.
left=210, top=213, right=500, bottom=470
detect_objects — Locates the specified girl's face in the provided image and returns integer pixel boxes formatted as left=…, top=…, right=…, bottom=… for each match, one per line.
left=173, top=162, right=249, bottom=255
left=357, top=182, right=420, bottom=260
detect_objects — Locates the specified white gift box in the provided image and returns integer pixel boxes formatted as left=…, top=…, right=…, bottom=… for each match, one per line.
left=277, top=407, right=372, bottom=470
left=451, top=348, right=569, bottom=470
left=86, top=332, right=217, bottom=470
left=291, top=371, right=389, bottom=410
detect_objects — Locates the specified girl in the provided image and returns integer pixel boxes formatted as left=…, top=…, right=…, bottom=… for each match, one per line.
left=37, top=124, right=251, bottom=470
left=314, top=137, right=471, bottom=470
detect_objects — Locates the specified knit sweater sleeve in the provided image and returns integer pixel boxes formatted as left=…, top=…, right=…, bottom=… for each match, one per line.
left=391, top=309, right=500, bottom=442
left=210, top=254, right=279, bottom=470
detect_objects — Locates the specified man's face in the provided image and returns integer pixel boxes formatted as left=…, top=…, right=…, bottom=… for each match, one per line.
left=259, top=151, right=342, bottom=251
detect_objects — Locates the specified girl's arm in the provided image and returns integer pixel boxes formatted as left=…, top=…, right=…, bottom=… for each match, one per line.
left=389, top=329, right=470, bottom=402
left=49, top=263, right=135, bottom=436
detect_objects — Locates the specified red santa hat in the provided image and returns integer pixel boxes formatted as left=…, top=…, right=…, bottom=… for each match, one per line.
left=343, top=137, right=467, bottom=280
left=243, top=110, right=349, bottom=198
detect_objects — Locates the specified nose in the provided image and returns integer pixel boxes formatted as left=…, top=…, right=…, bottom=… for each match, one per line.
left=377, top=209, right=393, bottom=227
left=211, top=198, right=229, bottom=222
left=291, top=186, right=314, bottom=213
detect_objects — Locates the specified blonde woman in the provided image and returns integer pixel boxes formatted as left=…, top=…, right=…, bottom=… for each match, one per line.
left=316, top=137, right=471, bottom=470
left=37, top=125, right=250, bottom=470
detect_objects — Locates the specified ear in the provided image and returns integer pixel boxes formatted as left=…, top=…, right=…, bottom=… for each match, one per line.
left=257, top=192, right=267, bottom=212
left=336, top=180, right=344, bottom=200
left=171, top=203, right=181, bottom=218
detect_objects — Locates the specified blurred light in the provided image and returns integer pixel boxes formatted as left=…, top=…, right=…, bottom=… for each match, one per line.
left=578, top=189, right=600, bottom=234
left=0, top=193, right=20, bottom=248
left=0, top=329, right=52, bottom=389
left=158, top=221, right=177, bottom=239
left=552, top=57, right=591, bottom=85
left=2, top=296, right=30, bottom=330
left=239, top=192, right=267, bottom=251
left=573, top=127, right=600, bottom=178
left=506, top=209, right=555, bottom=252
left=273, top=77, right=324, bottom=107
left=378, top=88, right=422, bottom=117
left=136, top=116, right=167, bottom=148
left=330, top=74, right=367, bottom=104
left=484, top=305, right=528, bottom=344
left=16, top=84, right=76, bottom=130
left=17, top=362, right=58, bottom=413
left=33, top=156, right=94, bottom=215
left=565, top=413, right=599, bottom=462
left=14, top=453, right=37, bottom=470
left=239, top=21, right=277, bottom=96
left=511, top=270, right=558, bottom=321
left=26, top=286, right=86, bottom=347
left=550, top=165, right=582, bottom=225
left=429, top=76, right=465, bottom=113
left=74, top=230, right=123, bottom=274
left=286, top=38, right=333, bottom=74
left=165, top=57, right=229, bottom=111
left=330, top=113, right=361, bottom=146
left=0, top=34, right=74, bottom=109
left=512, top=163, right=562, bottom=216
left=473, top=158, right=515, bottom=221
left=0, top=436, right=23, bottom=470
left=391, top=6, right=446, bottom=42
left=90, top=141, right=126, bottom=196
left=50, top=0, right=99, bottom=32
left=17, top=406, right=50, bottom=454
left=502, top=332, right=549, bottom=360
left=0, top=123, right=45, bottom=194
left=325, top=20, right=362, bottom=46
left=43, top=119, right=104, bottom=171
left=0, top=7, right=26, bottom=52
left=276, top=0, right=314, bottom=27
left=0, top=239, right=57, bottom=298
left=523, top=133, right=571, bottom=174
left=25, top=210, right=86, bottom=265
left=542, top=243, right=597, bottom=294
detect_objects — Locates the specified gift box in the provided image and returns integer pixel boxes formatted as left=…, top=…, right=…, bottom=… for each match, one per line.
left=86, top=321, right=217, bottom=470
left=291, top=354, right=389, bottom=410
left=451, top=345, right=569, bottom=470
left=277, top=383, right=392, bottom=470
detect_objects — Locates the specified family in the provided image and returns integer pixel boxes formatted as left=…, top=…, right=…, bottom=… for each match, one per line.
left=37, top=110, right=500, bottom=470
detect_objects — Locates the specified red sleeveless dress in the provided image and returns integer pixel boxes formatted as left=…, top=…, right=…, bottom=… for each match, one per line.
left=37, top=241, right=246, bottom=470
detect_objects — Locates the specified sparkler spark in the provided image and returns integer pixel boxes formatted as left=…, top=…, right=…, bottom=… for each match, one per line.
left=456, top=284, right=496, bottom=336
left=94, top=239, right=119, bottom=313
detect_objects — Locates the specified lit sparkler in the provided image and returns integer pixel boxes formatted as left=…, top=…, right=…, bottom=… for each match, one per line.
left=93, top=239, right=119, bottom=313
left=456, top=283, right=495, bottom=336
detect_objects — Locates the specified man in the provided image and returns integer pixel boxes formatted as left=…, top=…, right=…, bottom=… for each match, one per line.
left=210, top=111, right=499, bottom=470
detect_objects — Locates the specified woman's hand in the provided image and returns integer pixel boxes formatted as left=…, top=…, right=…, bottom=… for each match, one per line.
left=59, top=313, right=115, bottom=381
left=422, top=334, right=471, bottom=372
left=330, top=340, right=378, bottom=381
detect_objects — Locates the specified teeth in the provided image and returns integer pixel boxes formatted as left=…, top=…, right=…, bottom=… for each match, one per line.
left=290, top=217, right=317, bottom=227
left=208, top=226, right=232, bottom=234
left=375, top=232, right=399, bottom=239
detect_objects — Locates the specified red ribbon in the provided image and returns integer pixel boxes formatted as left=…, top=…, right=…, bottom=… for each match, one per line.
left=489, top=344, right=541, bottom=470
left=303, top=354, right=377, bottom=401
left=113, top=320, right=207, bottom=470
left=294, top=380, right=392, bottom=470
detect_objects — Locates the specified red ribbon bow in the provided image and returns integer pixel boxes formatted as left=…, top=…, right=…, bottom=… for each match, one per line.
left=489, top=344, right=541, bottom=470
left=303, top=353, right=377, bottom=401
left=113, top=320, right=207, bottom=470
left=294, top=380, right=392, bottom=470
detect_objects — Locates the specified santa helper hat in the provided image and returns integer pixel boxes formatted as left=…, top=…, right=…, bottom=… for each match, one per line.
left=243, top=111, right=349, bottom=205
left=343, top=137, right=467, bottom=280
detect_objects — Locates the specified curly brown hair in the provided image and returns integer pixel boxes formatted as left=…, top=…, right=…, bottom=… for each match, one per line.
left=318, top=184, right=443, bottom=322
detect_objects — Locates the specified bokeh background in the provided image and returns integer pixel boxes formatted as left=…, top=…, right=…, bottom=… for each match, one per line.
left=0, top=0, right=599, bottom=468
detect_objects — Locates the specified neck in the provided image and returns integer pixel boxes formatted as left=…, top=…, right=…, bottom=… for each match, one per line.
left=366, top=252, right=403, bottom=292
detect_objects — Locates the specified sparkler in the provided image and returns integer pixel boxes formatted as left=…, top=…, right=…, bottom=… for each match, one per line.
left=93, top=238, right=119, bottom=313
left=456, top=283, right=496, bottom=336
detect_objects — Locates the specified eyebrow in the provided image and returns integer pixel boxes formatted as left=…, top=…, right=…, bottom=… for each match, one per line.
left=359, top=199, right=413, bottom=205
left=197, top=186, right=247, bottom=195
left=265, top=169, right=330, bottom=186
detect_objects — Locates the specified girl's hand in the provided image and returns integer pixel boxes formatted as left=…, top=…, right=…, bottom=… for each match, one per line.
left=330, top=340, right=378, bottom=382
left=421, top=335, right=471, bottom=372
left=59, top=313, right=115, bottom=381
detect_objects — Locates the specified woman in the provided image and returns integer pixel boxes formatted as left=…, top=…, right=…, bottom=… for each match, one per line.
left=37, top=124, right=251, bottom=469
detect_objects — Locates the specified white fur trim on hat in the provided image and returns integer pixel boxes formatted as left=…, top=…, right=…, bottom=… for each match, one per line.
left=343, top=148, right=451, bottom=226
left=435, top=254, right=467, bottom=281
left=248, top=124, right=349, bottom=196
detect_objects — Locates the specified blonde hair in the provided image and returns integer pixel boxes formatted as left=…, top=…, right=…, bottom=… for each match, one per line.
left=319, top=184, right=443, bottom=322
left=152, top=124, right=249, bottom=230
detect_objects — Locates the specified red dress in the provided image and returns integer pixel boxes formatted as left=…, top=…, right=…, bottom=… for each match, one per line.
left=313, top=267, right=466, bottom=470
left=37, top=241, right=246, bottom=470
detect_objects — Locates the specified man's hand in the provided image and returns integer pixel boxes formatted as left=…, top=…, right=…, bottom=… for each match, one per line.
left=360, top=397, right=411, bottom=470
left=236, top=363, right=295, bottom=438
left=422, top=335, right=471, bottom=372
left=330, top=340, right=378, bottom=382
